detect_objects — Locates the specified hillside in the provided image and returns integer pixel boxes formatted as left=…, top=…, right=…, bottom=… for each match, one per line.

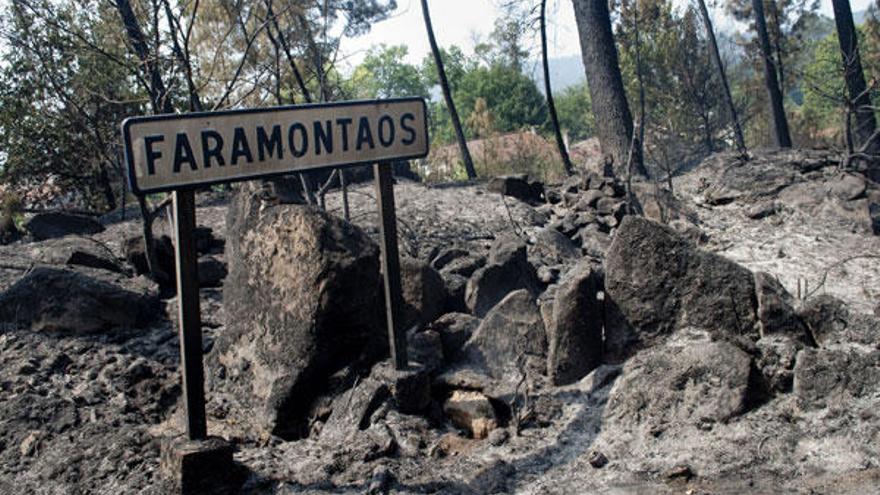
left=0, top=149, right=878, bottom=493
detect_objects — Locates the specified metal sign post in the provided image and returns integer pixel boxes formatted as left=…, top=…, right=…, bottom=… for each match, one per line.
left=374, top=161, right=407, bottom=369
left=122, top=98, right=428, bottom=441
left=171, top=189, right=207, bottom=440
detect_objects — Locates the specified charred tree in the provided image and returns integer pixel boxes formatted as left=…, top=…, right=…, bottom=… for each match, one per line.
left=696, top=0, right=747, bottom=157
left=541, top=0, right=575, bottom=176
left=831, top=0, right=878, bottom=154
left=420, top=0, right=477, bottom=179
left=752, top=0, right=792, bottom=147
left=571, top=0, right=646, bottom=176
left=113, top=0, right=172, bottom=285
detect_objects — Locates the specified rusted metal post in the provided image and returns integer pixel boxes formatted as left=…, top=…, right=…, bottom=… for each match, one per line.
left=172, top=189, right=207, bottom=440
left=373, top=162, right=408, bottom=369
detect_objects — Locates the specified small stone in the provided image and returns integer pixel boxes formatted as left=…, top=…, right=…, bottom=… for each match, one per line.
left=746, top=202, right=778, bottom=220
left=537, top=265, right=560, bottom=284
left=487, top=428, right=510, bottom=446
left=431, top=248, right=469, bottom=271
left=588, top=450, right=608, bottom=468
left=443, top=390, right=498, bottom=439
left=426, top=312, right=480, bottom=362
left=367, top=466, right=394, bottom=495
left=578, top=190, right=605, bottom=209
left=19, top=430, right=42, bottom=457
left=665, top=465, right=694, bottom=482
left=430, top=432, right=476, bottom=458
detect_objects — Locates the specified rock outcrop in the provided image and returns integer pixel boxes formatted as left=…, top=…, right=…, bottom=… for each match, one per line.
left=799, top=294, right=880, bottom=348
left=793, top=347, right=880, bottom=411
left=459, top=289, right=546, bottom=381
left=24, top=212, right=104, bottom=240
left=465, top=235, right=541, bottom=317
left=400, top=258, right=446, bottom=329
left=215, top=192, right=384, bottom=439
left=604, top=216, right=758, bottom=359
left=545, top=261, right=604, bottom=385
left=604, top=331, right=754, bottom=434
left=28, top=236, right=124, bottom=274
left=0, top=266, right=160, bottom=333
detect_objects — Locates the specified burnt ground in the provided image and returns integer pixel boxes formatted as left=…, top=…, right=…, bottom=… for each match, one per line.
left=0, top=149, right=879, bottom=494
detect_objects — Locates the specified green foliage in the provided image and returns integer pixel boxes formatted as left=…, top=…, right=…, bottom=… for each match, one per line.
left=798, top=25, right=880, bottom=144
left=616, top=0, right=728, bottom=163
left=725, top=0, right=821, bottom=96
left=554, top=82, right=594, bottom=142
left=0, top=0, right=139, bottom=210
left=345, top=44, right=428, bottom=99
left=800, top=31, right=847, bottom=139
left=420, top=45, right=476, bottom=93
left=455, top=64, right=547, bottom=136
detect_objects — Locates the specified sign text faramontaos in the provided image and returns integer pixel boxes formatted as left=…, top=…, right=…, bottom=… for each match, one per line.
left=123, top=98, right=428, bottom=194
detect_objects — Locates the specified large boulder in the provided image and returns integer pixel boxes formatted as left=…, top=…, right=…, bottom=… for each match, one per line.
left=27, top=236, right=124, bottom=274
left=793, top=348, right=880, bottom=411
left=465, top=235, right=541, bottom=317
left=604, top=217, right=758, bottom=360
left=215, top=191, right=384, bottom=439
left=24, top=212, right=104, bottom=241
left=546, top=262, right=604, bottom=385
left=827, top=173, right=867, bottom=202
left=604, top=332, right=753, bottom=434
left=0, top=266, right=160, bottom=333
left=459, top=289, right=546, bottom=381
left=400, top=258, right=446, bottom=329
left=798, top=295, right=880, bottom=348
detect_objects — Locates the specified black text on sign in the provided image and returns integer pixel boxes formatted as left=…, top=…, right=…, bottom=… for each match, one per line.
left=122, top=98, right=428, bottom=194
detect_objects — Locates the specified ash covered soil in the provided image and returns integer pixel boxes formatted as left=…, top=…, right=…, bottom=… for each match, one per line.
left=1, top=149, right=879, bottom=494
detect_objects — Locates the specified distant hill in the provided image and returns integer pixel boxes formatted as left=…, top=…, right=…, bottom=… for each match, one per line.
left=528, top=54, right=586, bottom=95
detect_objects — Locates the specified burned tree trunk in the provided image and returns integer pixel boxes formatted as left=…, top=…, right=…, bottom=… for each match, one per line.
left=571, top=0, right=646, bottom=176
left=696, top=0, right=747, bottom=157
left=751, top=0, right=792, bottom=147
left=421, top=0, right=477, bottom=179
left=114, top=0, right=173, bottom=114
left=114, top=0, right=172, bottom=284
left=542, top=0, right=575, bottom=176
left=831, top=0, right=878, bottom=154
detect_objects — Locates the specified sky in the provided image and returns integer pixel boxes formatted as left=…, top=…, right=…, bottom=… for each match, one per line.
left=338, top=0, right=877, bottom=70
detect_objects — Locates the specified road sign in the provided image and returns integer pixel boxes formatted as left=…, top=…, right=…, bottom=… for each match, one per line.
left=121, top=98, right=425, bottom=443
left=123, top=98, right=428, bottom=194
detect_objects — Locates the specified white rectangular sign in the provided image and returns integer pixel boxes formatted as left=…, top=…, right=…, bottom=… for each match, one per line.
left=122, top=98, right=428, bottom=194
